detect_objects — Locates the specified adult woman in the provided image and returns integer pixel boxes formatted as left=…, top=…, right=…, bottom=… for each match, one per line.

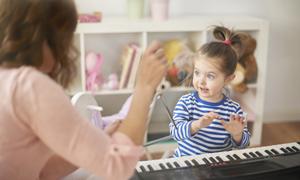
left=0, top=0, right=167, bottom=179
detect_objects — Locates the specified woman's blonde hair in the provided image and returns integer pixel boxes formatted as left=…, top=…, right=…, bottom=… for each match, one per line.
left=0, top=0, right=78, bottom=88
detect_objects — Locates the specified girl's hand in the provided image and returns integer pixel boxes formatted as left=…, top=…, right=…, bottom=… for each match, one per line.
left=191, top=112, right=220, bottom=134
left=221, top=114, right=245, bottom=143
left=135, top=41, right=168, bottom=94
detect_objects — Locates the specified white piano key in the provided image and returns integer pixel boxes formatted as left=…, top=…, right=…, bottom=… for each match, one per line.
left=216, top=152, right=231, bottom=162
left=193, top=156, right=206, bottom=165
left=200, top=153, right=213, bottom=164
left=150, top=161, right=163, bottom=171
left=231, top=149, right=252, bottom=159
left=136, top=162, right=144, bottom=173
left=166, top=158, right=181, bottom=168
left=270, top=144, right=287, bottom=154
left=174, top=158, right=188, bottom=167
left=158, top=159, right=172, bottom=169
left=139, top=160, right=160, bottom=172
left=293, top=142, right=300, bottom=149
left=177, top=156, right=195, bottom=167
left=136, top=166, right=142, bottom=173
left=187, top=154, right=205, bottom=165
left=141, top=164, right=149, bottom=172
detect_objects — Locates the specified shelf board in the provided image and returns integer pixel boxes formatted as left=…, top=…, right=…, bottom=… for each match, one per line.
left=76, top=16, right=267, bottom=34
left=85, top=89, right=133, bottom=95
left=82, top=86, right=194, bottom=95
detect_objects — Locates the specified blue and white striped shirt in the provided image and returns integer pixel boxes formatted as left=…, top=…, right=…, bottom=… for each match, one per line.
left=170, top=91, right=250, bottom=157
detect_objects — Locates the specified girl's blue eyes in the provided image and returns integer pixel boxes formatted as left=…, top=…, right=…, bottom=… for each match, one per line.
left=207, top=74, right=215, bottom=80
left=193, top=71, right=215, bottom=80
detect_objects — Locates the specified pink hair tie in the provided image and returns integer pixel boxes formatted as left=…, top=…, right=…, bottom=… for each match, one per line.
left=223, top=39, right=231, bottom=45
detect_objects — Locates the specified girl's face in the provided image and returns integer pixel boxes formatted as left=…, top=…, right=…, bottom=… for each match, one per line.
left=193, top=57, right=234, bottom=102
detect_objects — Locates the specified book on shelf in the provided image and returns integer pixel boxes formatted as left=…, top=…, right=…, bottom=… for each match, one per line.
left=119, top=44, right=141, bottom=89
left=127, top=47, right=142, bottom=89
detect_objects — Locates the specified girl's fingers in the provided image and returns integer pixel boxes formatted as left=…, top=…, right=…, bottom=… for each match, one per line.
left=234, top=114, right=240, bottom=121
left=241, top=120, right=246, bottom=126
left=220, top=120, right=228, bottom=128
left=230, top=113, right=243, bottom=122
left=229, top=114, right=234, bottom=121
left=239, top=117, right=244, bottom=123
left=207, top=112, right=219, bottom=119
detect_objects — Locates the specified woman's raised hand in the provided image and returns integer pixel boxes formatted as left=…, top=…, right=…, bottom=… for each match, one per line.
left=135, top=41, right=167, bottom=93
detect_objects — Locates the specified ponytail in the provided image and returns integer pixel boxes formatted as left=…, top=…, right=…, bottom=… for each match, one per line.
left=197, top=26, right=245, bottom=76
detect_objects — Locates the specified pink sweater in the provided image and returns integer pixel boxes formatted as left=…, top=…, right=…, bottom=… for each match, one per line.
left=0, top=67, right=143, bottom=180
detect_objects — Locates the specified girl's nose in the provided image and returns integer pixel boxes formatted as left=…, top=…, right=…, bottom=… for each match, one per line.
left=198, top=76, right=206, bottom=86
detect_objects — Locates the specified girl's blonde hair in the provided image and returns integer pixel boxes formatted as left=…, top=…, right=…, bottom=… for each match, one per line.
left=0, top=0, right=78, bottom=88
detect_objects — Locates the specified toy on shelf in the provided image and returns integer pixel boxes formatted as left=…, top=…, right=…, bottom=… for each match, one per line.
left=102, top=73, right=119, bottom=90
left=172, top=44, right=194, bottom=86
left=78, top=12, right=102, bottom=23
left=163, top=39, right=194, bottom=87
left=85, top=52, right=104, bottom=91
left=231, top=33, right=258, bottom=93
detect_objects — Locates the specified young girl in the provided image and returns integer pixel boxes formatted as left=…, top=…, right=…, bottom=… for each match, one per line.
left=170, top=26, right=251, bottom=157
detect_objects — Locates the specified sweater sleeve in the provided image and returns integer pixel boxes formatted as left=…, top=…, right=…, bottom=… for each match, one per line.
left=169, top=96, right=193, bottom=141
left=12, top=68, right=143, bottom=180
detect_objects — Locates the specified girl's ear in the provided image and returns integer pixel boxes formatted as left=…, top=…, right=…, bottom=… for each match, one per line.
left=225, top=74, right=235, bottom=84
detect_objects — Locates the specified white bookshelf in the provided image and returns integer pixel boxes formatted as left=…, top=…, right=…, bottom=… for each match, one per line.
left=71, top=16, right=269, bottom=147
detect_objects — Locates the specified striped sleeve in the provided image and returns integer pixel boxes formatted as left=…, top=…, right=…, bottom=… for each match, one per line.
left=231, top=105, right=251, bottom=148
left=169, top=96, right=193, bottom=141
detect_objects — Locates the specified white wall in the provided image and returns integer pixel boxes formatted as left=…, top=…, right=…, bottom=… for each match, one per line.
left=75, top=0, right=300, bottom=122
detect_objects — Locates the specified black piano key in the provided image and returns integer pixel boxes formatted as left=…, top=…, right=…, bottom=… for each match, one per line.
left=286, top=147, right=296, bottom=153
left=280, top=147, right=289, bottom=153
left=292, top=146, right=300, bottom=151
left=297, top=142, right=300, bottom=145
left=166, top=162, right=173, bottom=169
left=209, top=157, right=218, bottom=163
left=147, top=165, right=154, bottom=171
left=202, top=158, right=210, bottom=165
left=232, top=154, right=242, bottom=160
left=226, top=155, right=235, bottom=161
left=271, top=149, right=280, bottom=155
left=255, top=151, right=264, bottom=157
left=216, top=156, right=224, bottom=163
left=243, top=152, right=251, bottom=159
left=184, top=160, right=193, bottom=167
left=173, top=161, right=180, bottom=168
left=249, top=152, right=258, bottom=158
left=140, top=165, right=147, bottom=172
left=159, top=163, right=166, bottom=170
left=191, top=159, right=200, bottom=166
left=265, top=149, right=274, bottom=156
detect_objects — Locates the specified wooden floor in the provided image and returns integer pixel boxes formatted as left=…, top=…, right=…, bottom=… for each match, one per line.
left=261, top=121, right=300, bottom=146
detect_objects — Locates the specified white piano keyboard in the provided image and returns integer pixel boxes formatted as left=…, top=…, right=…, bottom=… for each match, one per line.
left=136, top=142, right=300, bottom=173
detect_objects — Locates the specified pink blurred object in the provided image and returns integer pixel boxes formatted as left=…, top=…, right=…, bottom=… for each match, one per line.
left=150, top=0, right=169, bottom=21
left=78, top=13, right=102, bottom=23
left=102, top=73, right=119, bottom=90
left=102, top=95, right=133, bottom=127
left=85, top=52, right=103, bottom=91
